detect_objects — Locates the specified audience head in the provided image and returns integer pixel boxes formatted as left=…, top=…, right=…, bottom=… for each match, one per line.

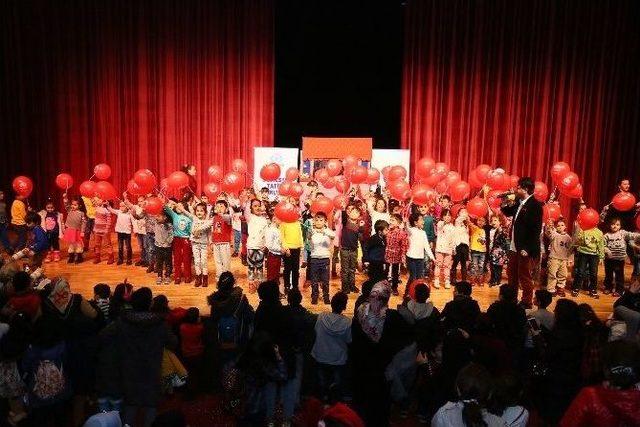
left=389, top=213, right=403, bottom=227
left=184, top=307, right=200, bottom=324
left=93, top=283, right=111, bottom=300
left=408, top=212, right=423, bottom=228
left=150, top=295, right=169, bottom=314
left=113, top=282, right=133, bottom=302
left=374, top=219, right=389, bottom=235
left=12, top=271, right=31, bottom=293
left=257, top=280, right=280, bottom=304
left=25, top=212, right=41, bottom=228
left=454, top=281, right=472, bottom=297
left=217, top=272, right=236, bottom=293
left=498, top=284, right=518, bottom=303
left=331, top=292, right=348, bottom=314
left=414, top=283, right=430, bottom=303
left=602, top=340, right=640, bottom=389
left=534, top=289, right=552, bottom=309
left=578, top=303, right=602, bottom=327
left=360, top=279, right=376, bottom=299
left=130, top=287, right=153, bottom=312
left=455, top=363, right=494, bottom=426
left=553, top=298, right=582, bottom=331
left=287, top=289, right=303, bottom=307
left=490, top=371, right=525, bottom=416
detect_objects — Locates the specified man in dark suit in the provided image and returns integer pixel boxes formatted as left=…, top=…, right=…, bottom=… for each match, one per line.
left=501, top=177, right=543, bottom=308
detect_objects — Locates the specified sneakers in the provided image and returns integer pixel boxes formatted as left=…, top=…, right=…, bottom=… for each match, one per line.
left=93, top=255, right=101, bottom=264
left=174, top=277, right=181, bottom=285
left=163, top=277, right=171, bottom=285
left=117, top=259, right=123, bottom=265
left=603, top=289, right=612, bottom=295
left=156, top=277, right=163, bottom=285
left=444, top=283, right=451, bottom=289
left=590, top=290, right=599, bottom=299
left=126, top=259, right=132, bottom=265
left=612, top=291, right=621, bottom=297
left=146, top=264, right=155, bottom=273
left=433, top=282, right=441, bottom=289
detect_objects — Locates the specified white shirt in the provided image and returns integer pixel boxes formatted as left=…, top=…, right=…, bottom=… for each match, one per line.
left=500, top=406, right=529, bottom=427
left=131, top=205, right=146, bottom=235
left=435, top=221, right=456, bottom=254
left=246, top=214, right=269, bottom=249
left=265, top=224, right=282, bottom=255
left=370, top=211, right=390, bottom=234
left=309, top=227, right=336, bottom=259
left=432, top=401, right=507, bottom=427
left=406, top=226, right=435, bottom=261
left=108, top=207, right=133, bottom=234
left=510, top=194, right=533, bottom=251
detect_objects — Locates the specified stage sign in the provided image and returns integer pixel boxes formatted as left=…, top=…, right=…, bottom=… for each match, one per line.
left=370, top=149, right=411, bottom=186
left=253, top=147, right=300, bottom=197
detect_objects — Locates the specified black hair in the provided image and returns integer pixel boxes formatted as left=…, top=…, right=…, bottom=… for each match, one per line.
left=440, top=209, right=452, bottom=218
left=314, top=211, right=327, bottom=220
left=390, top=213, right=403, bottom=223
left=217, top=272, right=235, bottom=292
left=414, top=283, right=430, bottom=303
left=260, top=187, right=269, bottom=192
left=535, top=289, right=552, bottom=309
left=440, top=194, right=451, bottom=202
left=12, top=271, right=31, bottom=293
left=373, top=197, right=388, bottom=212
left=151, top=295, right=170, bottom=314
left=194, top=202, right=207, bottom=213
left=374, top=219, right=389, bottom=234
left=454, top=281, right=472, bottom=296
left=287, top=289, right=303, bottom=307
left=518, top=177, right=535, bottom=194
left=93, top=283, right=111, bottom=299
left=25, top=212, right=40, bottom=226
left=331, top=292, right=348, bottom=313
left=602, top=340, right=640, bottom=389
left=257, top=280, right=280, bottom=304
left=554, top=218, right=566, bottom=227
left=215, top=199, right=228, bottom=209
left=130, top=287, right=153, bottom=312
left=489, top=371, right=524, bottom=416
left=456, top=363, right=494, bottom=427
left=553, top=298, right=582, bottom=332
left=499, top=284, right=518, bottom=303
left=608, top=216, right=622, bottom=227
left=408, top=212, right=423, bottom=227
left=184, top=307, right=200, bottom=324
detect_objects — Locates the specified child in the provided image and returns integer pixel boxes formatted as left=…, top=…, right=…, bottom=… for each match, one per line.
left=573, top=222, right=605, bottom=298
left=0, top=190, right=8, bottom=251
left=450, top=209, right=470, bottom=283
left=280, top=206, right=304, bottom=293
left=81, top=196, right=96, bottom=252
left=180, top=307, right=204, bottom=398
left=154, top=211, right=174, bottom=285
left=38, top=199, right=63, bottom=262
left=11, top=212, right=48, bottom=281
left=231, top=202, right=242, bottom=257
left=368, top=197, right=390, bottom=237
left=434, top=194, right=452, bottom=219
left=62, top=193, right=86, bottom=263
left=265, top=213, right=283, bottom=285
left=488, top=215, right=510, bottom=287
left=545, top=218, right=573, bottom=296
left=92, top=283, right=111, bottom=322
left=603, top=217, right=640, bottom=296
left=434, top=209, right=455, bottom=289
left=311, top=292, right=352, bottom=401
left=385, top=213, right=408, bottom=293
left=308, top=212, right=336, bottom=304
left=186, top=202, right=213, bottom=287
left=126, top=198, right=157, bottom=273
left=365, top=219, right=388, bottom=281
left=10, top=193, right=28, bottom=251
left=165, top=201, right=193, bottom=284
left=92, top=198, right=115, bottom=264
left=107, top=201, right=134, bottom=265
left=246, top=198, right=269, bottom=291
left=211, top=200, right=233, bottom=281
left=130, top=195, right=148, bottom=266
left=340, top=204, right=365, bottom=293
left=468, top=216, right=488, bottom=286
left=406, top=213, right=435, bottom=293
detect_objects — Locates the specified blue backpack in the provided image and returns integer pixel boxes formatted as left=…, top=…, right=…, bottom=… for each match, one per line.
left=218, top=300, right=243, bottom=350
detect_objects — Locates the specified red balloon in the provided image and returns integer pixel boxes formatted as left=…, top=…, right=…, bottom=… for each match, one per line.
left=450, top=181, right=471, bottom=202
left=203, top=182, right=221, bottom=200
left=333, top=194, right=348, bottom=210
left=95, top=181, right=116, bottom=201
left=144, top=196, right=164, bottom=215
left=435, top=180, right=449, bottom=195
left=487, top=190, right=503, bottom=211
left=366, top=168, right=380, bottom=185
left=388, top=165, right=407, bottom=182
left=94, top=163, right=111, bottom=180
left=486, top=170, right=506, bottom=190
left=510, top=175, right=519, bottom=189
left=543, top=204, right=562, bottom=223
left=566, top=183, right=583, bottom=199
left=498, top=174, right=511, bottom=191
left=468, top=169, right=483, bottom=189
left=416, top=157, right=436, bottom=178
left=475, top=164, right=491, bottom=183
left=274, top=201, right=299, bottom=223
left=326, top=159, right=342, bottom=177
left=55, top=173, right=74, bottom=190
left=335, top=176, right=350, bottom=194
left=534, top=181, right=549, bottom=202
left=260, top=163, right=281, bottom=182
left=12, top=176, right=33, bottom=197
left=558, top=172, right=579, bottom=192
left=342, top=155, right=358, bottom=171
left=290, top=182, right=304, bottom=199
left=423, top=172, right=444, bottom=187
left=350, top=165, right=368, bottom=184
left=444, top=171, right=461, bottom=187
left=314, top=168, right=329, bottom=183
left=389, top=180, right=411, bottom=200
left=451, top=203, right=464, bottom=218
left=577, top=208, right=599, bottom=231
left=285, top=167, right=299, bottom=181
left=550, top=162, right=571, bottom=183
left=467, top=197, right=489, bottom=218
left=322, top=176, right=336, bottom=189
left=133, top=169, right=156, bottom=189
left=434, top=162, right=449, bottom=176
left=278, top=181, right=292, bottom=196
left=311, top=196, right=333, bottom=215
left=160, top=178, right=169, bottom=189
left=612, top=192, right=636, bottom=212
left=207, top=165, right=224, bottom=183
left=231, top=158, right=247, bottom=174
left=411, top=183, right=436, bottom=206
left=222, top=171, right=243, bottom=194
left=127, top=179, right=143, bottom=195
left=167, top=171, right=190, bottom=190
left=381, top=166, right=391, bottom=181
left=79, top=180, right=96, bottom=198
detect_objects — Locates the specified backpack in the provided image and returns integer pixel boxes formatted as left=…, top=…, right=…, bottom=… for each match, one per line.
left=217, top=299, right=244, bottom=351
left=25, top=341, right=68, bottom=405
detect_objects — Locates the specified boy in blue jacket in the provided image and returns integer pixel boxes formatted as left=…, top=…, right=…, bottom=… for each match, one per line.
left=12, top=212, right=49, bottom=281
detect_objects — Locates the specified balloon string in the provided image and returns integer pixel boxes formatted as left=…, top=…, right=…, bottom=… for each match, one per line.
left=89, top=174, right=95, bottom=180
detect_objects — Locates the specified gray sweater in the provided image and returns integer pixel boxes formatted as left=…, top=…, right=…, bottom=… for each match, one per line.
left=311, top=312, right=352, bottom=366
left=154, top=223, right=174, bottom=248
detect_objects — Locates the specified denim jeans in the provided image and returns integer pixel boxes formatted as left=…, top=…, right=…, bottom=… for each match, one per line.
left=316, top=361, right=345, bottom=401
left=233, top=229, right=241, bottom=253
left=143, top=233, right=155, bottom=264
left=574, top=252, right=599, bottom=292
left=469, top=251, right=486, bottom=279
left=406, top=256, right=425, bottom=285
left=137, top=233, right=146, bottom=261
left=117, top=232, right=132, bottom=261
left=614, top=305, right=640, bottom=339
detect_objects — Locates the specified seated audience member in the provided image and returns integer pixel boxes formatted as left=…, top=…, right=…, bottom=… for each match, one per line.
left=2, top=271, right=41, bottom=320
left=560, top=340, right=640, bottom=427
left=486, top=284, right=527, bottom=353
left=613, top=279, right=640, bottom=339
left=441, top=281, right=481, bottom=334
left=489, top=372, right=529, bottom=427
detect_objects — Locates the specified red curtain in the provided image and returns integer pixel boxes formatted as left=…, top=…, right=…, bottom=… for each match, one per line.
left=0, top=0, right=273, bottom=203
left=401, top=0, right=640, bottom=209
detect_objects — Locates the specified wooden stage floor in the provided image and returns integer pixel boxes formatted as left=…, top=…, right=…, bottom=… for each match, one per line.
left=41, top=248, right=621, bottom=319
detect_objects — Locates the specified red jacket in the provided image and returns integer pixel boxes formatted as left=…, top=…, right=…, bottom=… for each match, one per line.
left=559, top=385, right=640, bottom=427
left=180, top=323, right=204, bottom=358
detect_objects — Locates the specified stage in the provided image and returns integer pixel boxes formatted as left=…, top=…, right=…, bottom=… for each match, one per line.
left=40, top=248, right=620, bottom=319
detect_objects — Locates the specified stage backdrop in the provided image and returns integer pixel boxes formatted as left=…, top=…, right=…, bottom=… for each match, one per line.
left=401, top=0, right=640, bottom=209
left=0, top=0, right=273, bottom=203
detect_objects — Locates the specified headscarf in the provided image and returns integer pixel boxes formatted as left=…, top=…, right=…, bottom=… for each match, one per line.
left=356, top=280, right=391, bottom=343
left=48, top=277, right=72, bottom=314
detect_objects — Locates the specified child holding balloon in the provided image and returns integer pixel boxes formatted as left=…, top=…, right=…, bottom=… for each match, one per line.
left=246, top=198, right=269, bottom=291
left=164, top=201, right=193, bottom=284
left=572, top=223, right=605, bottom=298
left=62, top=192, right=87, bottom=263
left=38, top=199, right=63, bottom=262
left=603, top=217, right=640, bottom=296
left=434, top=210, right=455, bottom=289
left=107, top=202, right=134, bottom=265
left=544, top=218, right=573, bottom=296
left=92, top=198, right=115, bottom=264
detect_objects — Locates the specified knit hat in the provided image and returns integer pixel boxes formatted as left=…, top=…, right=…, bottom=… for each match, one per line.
left=322, top=403, right=364, bottom=427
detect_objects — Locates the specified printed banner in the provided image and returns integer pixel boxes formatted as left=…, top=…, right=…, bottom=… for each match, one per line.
left=253, top=147, right=300, bottom=197
left=370, top=149, right=411, bottom=186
